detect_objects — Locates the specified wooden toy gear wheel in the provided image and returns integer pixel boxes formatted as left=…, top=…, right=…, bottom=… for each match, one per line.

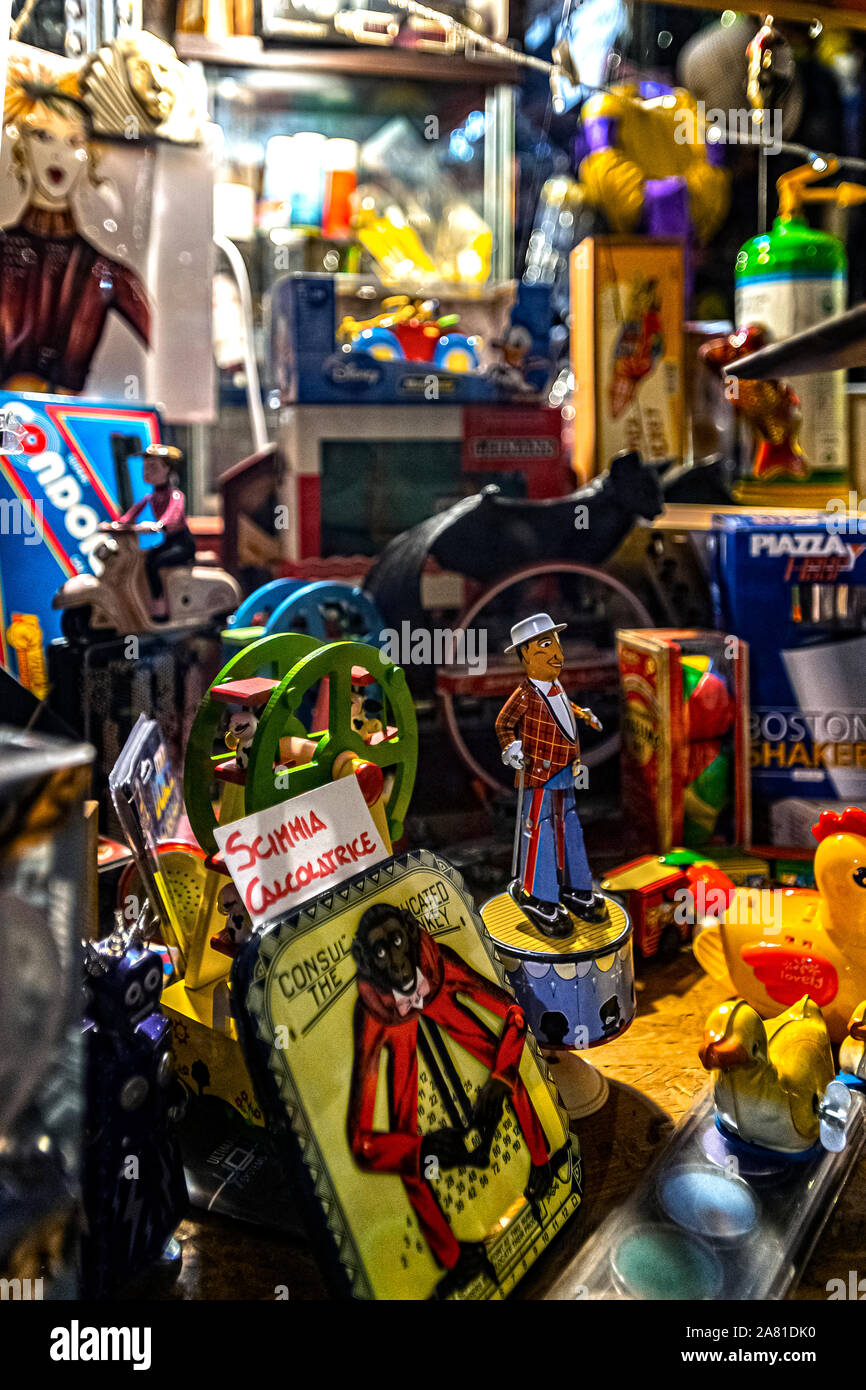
left=184, top=633, right=418, bottom=856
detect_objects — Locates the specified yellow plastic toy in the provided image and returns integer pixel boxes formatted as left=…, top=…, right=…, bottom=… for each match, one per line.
left=337, top=295, right=439, bottom=348
left=694, top=806, right=866, bottom=1043
left=337, top=295, right=479, bottom=370
left=351, top=189, right=492, bottom=286
left=353, top=197, right=436, bottom=285
left=579, top=83, right=731, bottom=244
left=434, top=201, right=492, bottom=284
left=699, top=995, right=835, bottom=1152
left=840, top=1000, right=866, bottom=1081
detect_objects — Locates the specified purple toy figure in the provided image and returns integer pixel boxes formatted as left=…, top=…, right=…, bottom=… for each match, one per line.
left=82, top=910, right=187, bottom=1297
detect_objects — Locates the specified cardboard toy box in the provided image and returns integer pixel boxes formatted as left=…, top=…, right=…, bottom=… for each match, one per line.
left=0, top=392, right=161, bottom=695
left=269, top=274, right=553, bottom=406
left=616, top=629, right=751, bottom=853
left=711, top=510, right=866, bottom=846
left=461, top=404, right=570, bottom=498
left=571, top=237, right=684, bottom=477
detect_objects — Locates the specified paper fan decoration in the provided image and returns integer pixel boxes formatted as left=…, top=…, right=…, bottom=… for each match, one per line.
left=4, top=42, right=83, bottom=129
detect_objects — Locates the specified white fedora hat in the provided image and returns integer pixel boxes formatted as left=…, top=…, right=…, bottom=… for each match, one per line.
left=504, top=612, right=567, bottom=653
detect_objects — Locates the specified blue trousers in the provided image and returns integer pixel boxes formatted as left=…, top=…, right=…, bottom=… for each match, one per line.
left=518, top=763, right=592, bottom=904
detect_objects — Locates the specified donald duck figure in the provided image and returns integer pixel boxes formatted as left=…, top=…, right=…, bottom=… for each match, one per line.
left=496, top=613, right=609, bottom=938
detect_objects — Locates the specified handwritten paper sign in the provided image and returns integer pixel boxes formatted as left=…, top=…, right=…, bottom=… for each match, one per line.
left=214, top=777, right=388, bottom=927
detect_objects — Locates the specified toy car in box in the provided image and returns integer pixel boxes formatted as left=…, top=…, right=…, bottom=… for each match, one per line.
left=601, top=850, right=734, bottom=962
left=270, top=275, right=553, bottom=405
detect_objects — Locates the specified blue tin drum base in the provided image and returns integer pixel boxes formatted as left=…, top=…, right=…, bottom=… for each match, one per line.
left=702, top=1116, right=819, bottom=1178
left=480, top=892, right=635, bottom=1053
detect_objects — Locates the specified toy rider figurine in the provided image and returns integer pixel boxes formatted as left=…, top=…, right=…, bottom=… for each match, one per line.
left=116, top=445, right=195, bottom=619
left=496, top=613, right=608, bottom=937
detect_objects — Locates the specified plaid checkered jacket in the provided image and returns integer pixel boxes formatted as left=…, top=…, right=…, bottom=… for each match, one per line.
left=495, top=678, right=582, bottom=788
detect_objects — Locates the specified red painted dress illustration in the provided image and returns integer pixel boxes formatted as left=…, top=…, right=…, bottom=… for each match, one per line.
left=0, top=206, right=151, bottom=394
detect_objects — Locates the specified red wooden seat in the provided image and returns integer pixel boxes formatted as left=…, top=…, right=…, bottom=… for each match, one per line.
left=214, top=759, right=247, bottom=785
left=211, top=677, right=279, bottom=707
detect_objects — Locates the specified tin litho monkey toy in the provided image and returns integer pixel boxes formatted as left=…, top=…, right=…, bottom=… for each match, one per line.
left=496, top=614, right=608, bottom=938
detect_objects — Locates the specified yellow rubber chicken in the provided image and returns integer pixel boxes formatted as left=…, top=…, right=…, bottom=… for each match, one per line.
left=693, top=806, right=866, bottom=1042
left=699, top=995, right=835, bottom=1153
left=840, top=1000, right=866, bottom=1082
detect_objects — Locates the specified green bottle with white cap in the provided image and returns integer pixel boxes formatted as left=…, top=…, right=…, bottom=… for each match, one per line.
left=735, top=158, right=866, bottom=485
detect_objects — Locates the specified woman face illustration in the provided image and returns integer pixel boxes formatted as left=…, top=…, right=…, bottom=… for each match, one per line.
left=19, top=109, right=88, bottom=206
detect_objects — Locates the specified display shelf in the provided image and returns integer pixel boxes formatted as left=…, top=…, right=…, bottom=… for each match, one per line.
left=634, top=0, right=866, bottom=32
left=333, top=272, right=517, bottom=303
left=184, top=26, right=517, bottom=500
left=175, top=32, right=522, bottom=84
left=252, top=245, right=517, bottom=302
left=657, top=501, right=860, bottom=530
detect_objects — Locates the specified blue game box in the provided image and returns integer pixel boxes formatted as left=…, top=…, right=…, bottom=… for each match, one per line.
left=0, top=392, right=161, bottom=695
left=711, top=509, right=866, bottom=844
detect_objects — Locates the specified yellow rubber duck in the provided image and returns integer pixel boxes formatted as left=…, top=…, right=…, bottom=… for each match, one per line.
left=699, top=995, right=835, bottom=1153
left=693, top=806, right=866, bottom=1042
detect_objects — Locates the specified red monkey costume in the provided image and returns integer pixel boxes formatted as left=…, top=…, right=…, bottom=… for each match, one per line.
left=346, top=928, right=550, bottom=1270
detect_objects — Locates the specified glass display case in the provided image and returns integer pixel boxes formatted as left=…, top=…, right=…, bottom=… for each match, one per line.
left=174, top=36, right=518, bottom=505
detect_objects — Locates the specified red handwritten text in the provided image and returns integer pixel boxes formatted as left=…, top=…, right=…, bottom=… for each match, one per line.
left=224, top=809, right=329, bottom=872
left=244, top=830, right=378, bottom=917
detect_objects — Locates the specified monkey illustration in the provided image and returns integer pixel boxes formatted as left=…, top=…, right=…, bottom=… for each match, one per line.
left=346, top=903, right=555, bottom=1295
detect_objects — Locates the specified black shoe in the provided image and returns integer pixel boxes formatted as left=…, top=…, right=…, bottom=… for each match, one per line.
left=560, top=887, right=609, bottom=924
left=524, top=1159, right=554, bottom=1224
left=435, top=1241, right=498, bottom=1297
left=507, top=880, right=572, bottom=938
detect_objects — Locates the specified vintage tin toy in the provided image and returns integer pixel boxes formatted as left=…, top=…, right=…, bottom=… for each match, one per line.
left=544, top=997, right=866, bottom=1300
left=494, top=612, right=609, bottom=937
left=82, top=908, right=188, bottom=1297
left=481, top=891, right=634, bottom=1117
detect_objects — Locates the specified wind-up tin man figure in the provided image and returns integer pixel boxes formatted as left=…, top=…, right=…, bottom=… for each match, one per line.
left=496, top=613, right=608, bottom=937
